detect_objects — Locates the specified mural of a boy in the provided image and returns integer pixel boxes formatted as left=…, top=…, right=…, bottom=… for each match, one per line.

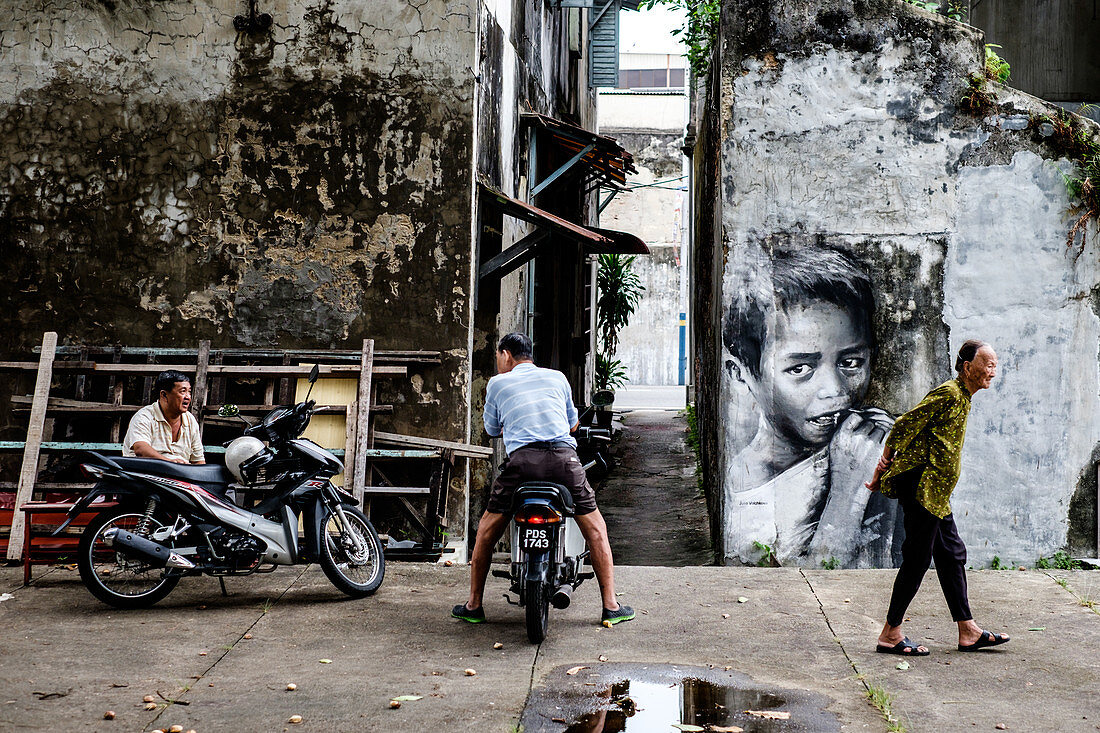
left=722, top=244, right=902, bottom=568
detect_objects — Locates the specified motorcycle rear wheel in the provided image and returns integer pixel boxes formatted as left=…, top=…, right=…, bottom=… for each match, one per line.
left=319, top=505, right=385, bottom=597
left=525, top=579, right=550, bottom=644
left=77, top=509, right=180, bottom=609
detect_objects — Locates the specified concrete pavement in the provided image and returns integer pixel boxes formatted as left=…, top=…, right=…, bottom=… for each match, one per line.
left=1, top=563, right=1098, bottom=732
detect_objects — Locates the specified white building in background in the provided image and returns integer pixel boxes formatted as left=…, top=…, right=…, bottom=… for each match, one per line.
left=598, top=45, right=690, bottom=387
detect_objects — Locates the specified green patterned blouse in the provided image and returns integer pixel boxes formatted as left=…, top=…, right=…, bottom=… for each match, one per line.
left=880, top=377, right=972, bottom=519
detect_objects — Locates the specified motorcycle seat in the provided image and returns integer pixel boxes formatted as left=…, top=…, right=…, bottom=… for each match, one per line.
left=113, top=458, right=233, bottom=493
left=512, top=481, right=575, bottom=515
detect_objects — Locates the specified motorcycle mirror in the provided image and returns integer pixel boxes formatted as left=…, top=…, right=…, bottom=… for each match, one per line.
left=218, top=404, right=241, bottom=418
left=303, top=363, right=321, bottom=403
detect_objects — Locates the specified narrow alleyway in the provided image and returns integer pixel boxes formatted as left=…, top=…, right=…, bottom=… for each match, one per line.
left=597, top=409, right=713, bottom=566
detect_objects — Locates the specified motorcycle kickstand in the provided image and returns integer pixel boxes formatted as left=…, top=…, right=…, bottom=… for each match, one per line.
left=219, top=577, right=229, bottom=597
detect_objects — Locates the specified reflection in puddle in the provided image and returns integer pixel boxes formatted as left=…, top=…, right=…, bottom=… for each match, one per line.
left=566, top=678, right=788, bottom=732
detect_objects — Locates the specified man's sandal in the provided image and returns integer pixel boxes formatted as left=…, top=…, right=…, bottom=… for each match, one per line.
left=875, top=637, right=930, bottom=656
left=958, top=630, right=1009, bottom=652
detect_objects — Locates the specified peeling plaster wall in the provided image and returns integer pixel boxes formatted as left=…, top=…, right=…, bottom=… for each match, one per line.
left=1, top=1, right=479, bottom=534
left=468, top=1, right=598, bottom=525
left=702, top=0, right=1100, bottom=565
left=601, top=126, right=687, bottom=386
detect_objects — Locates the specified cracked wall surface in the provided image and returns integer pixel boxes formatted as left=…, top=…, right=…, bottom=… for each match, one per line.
left=700, top=0, right=1100, bottom=566
left=0, top=0, right=480, bottom=535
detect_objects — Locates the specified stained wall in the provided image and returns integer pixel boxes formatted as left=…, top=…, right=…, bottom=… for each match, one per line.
left=698, top=0, right=1100, bottom=566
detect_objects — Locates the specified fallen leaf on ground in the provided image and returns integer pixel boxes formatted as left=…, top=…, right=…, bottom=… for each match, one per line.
left=1027, top=627, right=1045, bottom=632
left=391, top=695, right=422, bottom=702
left=552, top=718, right=566, bottom=723
left=464, top=669, right=477, bottom=676
left=243, top=633, right=253, bottom=639
left=995, top=725, right=1007, bottom=730
left=711, top=726, right=744, bottom=732
left=671, top=724, right=705, bottom=732
left=389, top=701, right=401, bottom=709
left=319, top=659, right=332, bottom=664
left=896, top=661, right=910, bottom=671
left=144, top=702, right=158, bottom=710
left=722, top=613, right=730, bottom=619
left=597, top=655, right=608, bottom=662
left=737, top=597, right=748, bottom=603
left=142, top=695, right=156, bottom=703
left=602, top=620, right=613, bottom=628
left=288, top=714, right=303, bottom=723
left=33, top=690, right=70, bottom=700
left=108, top=683, right=128, bottom=688
left=169, top=725, right=184, bottom=733
left=286, top=683, right=297, bottom=691
left=566, top=666, right=588, bottom=676
left=102, top=711, right=116, bottom=720
left=724, top=666, right=732, bottom=671
left=493, top=642, right=504, bottom=650
left=745, top=710, right=790, bottom=720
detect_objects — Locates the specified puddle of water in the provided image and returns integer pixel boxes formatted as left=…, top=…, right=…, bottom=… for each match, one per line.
left=565, top=677, right=788, bottom=733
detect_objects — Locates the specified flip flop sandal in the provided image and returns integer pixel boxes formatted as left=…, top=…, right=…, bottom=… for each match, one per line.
left=876, top=637, right=930, bottom=656
left=958, top=629, right=1009, bottom=652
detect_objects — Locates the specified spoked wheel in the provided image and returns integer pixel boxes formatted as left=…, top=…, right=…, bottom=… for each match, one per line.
left=77, top=510, right=180, bottom=609
left=319, top=505, right=385, bottom=597
left=525, top=579, right=550, bottom=644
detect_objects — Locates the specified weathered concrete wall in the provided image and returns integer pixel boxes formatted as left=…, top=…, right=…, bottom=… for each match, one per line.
left=1, top=0, right=479, bottom=535
left=600, top=121, right=687, bottom=385
left=468, top=1, right=599, bottom=529
left=702, top=0, right=1100, bottom=567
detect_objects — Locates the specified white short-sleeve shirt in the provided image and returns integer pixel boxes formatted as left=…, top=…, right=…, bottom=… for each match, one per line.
left=122, top=402, right=205, bottom=464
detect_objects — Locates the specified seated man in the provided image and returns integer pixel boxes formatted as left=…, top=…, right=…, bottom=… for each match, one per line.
left=122, top=370, right=205, bottom=465
left=453, top=332, right=633, bottom=626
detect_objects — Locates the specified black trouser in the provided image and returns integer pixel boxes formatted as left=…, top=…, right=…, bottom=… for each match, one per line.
left=886, top=470, right=973, bottom=627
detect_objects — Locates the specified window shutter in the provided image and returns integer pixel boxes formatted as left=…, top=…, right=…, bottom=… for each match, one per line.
left=588, top=0, right=620, bottom=88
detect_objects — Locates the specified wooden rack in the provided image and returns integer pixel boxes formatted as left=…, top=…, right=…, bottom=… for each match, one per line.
left=1, top=332, right=489, bottom=571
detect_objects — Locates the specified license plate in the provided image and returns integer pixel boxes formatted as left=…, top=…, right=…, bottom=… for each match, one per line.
left=521, top=526, right=551, bottom=551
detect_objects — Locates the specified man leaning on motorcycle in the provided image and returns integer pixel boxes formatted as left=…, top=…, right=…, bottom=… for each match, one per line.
left=452, top=332, right=634, bottom=626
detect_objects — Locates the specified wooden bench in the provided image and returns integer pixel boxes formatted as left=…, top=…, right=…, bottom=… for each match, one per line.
left=18, top=500, right=118, bottom=584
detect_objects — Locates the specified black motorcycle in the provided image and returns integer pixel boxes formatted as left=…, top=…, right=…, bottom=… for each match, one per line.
left=492, top=482, right=593, bottom=643
left=57, top=366, right=385, bottom=609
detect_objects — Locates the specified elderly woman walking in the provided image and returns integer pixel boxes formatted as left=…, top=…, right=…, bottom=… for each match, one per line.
left=864, top=339, right=1010, bottom=656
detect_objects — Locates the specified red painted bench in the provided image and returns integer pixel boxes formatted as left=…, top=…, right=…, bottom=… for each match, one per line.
left=16, top=499, right=118, bottom=585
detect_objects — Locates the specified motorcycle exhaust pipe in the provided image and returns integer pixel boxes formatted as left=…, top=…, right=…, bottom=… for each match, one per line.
left=103, top=528, right=196, bottom=570
left=551, top=583, right=573, bottom=609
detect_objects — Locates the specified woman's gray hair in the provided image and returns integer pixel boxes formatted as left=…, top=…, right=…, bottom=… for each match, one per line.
left=954, top=339, right=987, bottom=373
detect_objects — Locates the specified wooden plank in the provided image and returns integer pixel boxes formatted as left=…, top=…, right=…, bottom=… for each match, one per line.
left=0, top=442, right=434, bottom=459
left=352, top=339, right=374, bottom=501
left=109, top=381, right=124, bottom=443
left=7, top=332, right=57, bottom=561
left=46, top=347, right=443, bottom=364
left=0, top=361, right=408, bottom=376
left=192, top=339, right=211, bottom=428
left=373, top=430, right=493, bottom=458
left=11, top=395, right=144, bottom=412
left=141, top=352, right=156, bottom=405
left=359, top=486, right=432, bottom=495
left=0, top=482, right=94, bottom=491
left=344, top=400, right=358, bottom=499
left=201, top=404, right=392, bottom=414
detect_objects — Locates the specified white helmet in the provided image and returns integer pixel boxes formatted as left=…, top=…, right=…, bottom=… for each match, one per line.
left=225, top=436, right=267, bottom=483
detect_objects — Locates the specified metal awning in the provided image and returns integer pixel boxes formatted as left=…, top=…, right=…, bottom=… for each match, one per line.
left=478, top=184, right=648, bottom=281
left=522, top=113, right=637, bottom=196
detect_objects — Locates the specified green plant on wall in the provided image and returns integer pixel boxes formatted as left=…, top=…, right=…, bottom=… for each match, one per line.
left=639, top=0, right=720, bottom=77
left=1029, top=106, right=1100, bottom=247
left=901, top=0, right=967, bottom=22
left=984, top=44, right=1011, bottom=84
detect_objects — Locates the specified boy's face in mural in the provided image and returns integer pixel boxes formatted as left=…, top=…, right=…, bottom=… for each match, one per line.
left=741, top=301, right=872, bottom=451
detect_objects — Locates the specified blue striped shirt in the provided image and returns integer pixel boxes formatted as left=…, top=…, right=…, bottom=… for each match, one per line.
left=484, top=362, right=578, bottom=455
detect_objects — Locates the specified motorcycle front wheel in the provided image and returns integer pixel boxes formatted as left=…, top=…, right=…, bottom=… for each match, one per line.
left=77, top=509, right=180, bottom=609
left=319, top=505, right=385, bottom=597
left=525, top=579, right=550, bottom=644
